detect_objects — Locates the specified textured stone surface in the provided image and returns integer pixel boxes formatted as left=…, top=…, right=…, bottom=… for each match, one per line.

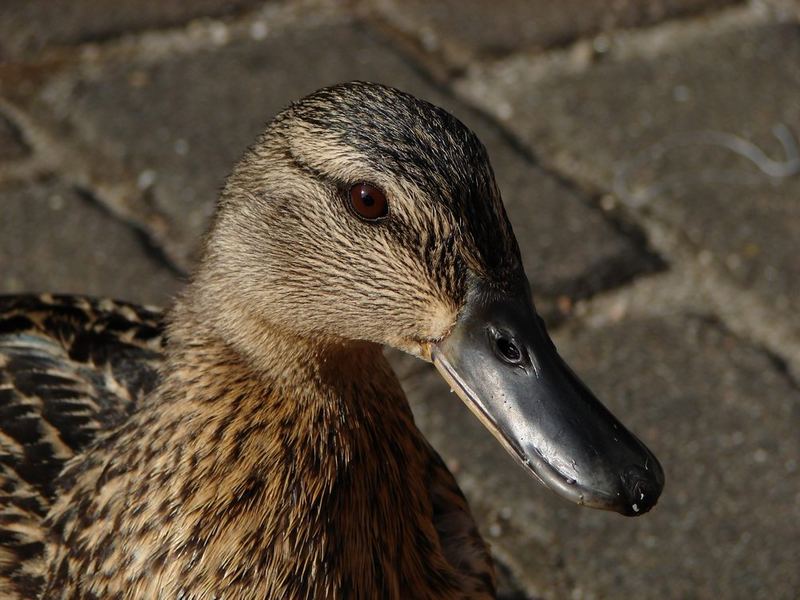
left=46, top=18, right=656, bottom=301
left=367, top=0, right=741, bottom=65
left=0, top=179, right=180, bottom=305
left=460, top=22, right=800, bottom=315
left=0, top=111, right=29, bottom=161
left=0, top=0, right=265, bottom=58
left=395, top=314, right=800, bottom=599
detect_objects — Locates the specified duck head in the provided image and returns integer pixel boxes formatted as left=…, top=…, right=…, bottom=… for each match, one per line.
left=196, top=81, right=664, bottom=516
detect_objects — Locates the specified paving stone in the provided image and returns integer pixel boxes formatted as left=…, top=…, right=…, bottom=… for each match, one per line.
left=460, top=22, right=800, bottom=315
left=0, top=0, right=266, bottom=59
left=0, top=179, right=180, bottom=306
left=42, top=18, right=657, bottom=304
left=0, top=111, right=29, bottom=161
left=393, top=313, right=800, bottom=599
left=366, top=0, right=741, bottom=66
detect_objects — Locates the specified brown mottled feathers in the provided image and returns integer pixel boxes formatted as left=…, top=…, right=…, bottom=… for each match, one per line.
left=0, top=295, right=494, bottom=599
left=0, top=294, right=164, bottom=597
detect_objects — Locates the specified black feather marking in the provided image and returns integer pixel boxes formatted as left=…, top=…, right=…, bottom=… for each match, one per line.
left=0, top=294, right=166, bottom=597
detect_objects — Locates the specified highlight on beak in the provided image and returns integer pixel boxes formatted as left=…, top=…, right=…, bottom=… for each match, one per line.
left=432, top=279, right=664, bottom=516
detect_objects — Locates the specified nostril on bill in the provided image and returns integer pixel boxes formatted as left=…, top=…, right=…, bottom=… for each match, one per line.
left=488, top=327, right=529, bottom=368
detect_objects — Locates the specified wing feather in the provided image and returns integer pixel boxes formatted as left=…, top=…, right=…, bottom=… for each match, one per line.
left=0, top=294, right=166, bottom=598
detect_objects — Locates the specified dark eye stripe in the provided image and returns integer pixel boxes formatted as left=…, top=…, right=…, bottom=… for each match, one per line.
left=348, top=183, right=389, bottom=222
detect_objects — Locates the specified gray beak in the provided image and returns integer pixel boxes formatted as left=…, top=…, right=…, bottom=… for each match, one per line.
left=432, top=280, right=664, bottom=516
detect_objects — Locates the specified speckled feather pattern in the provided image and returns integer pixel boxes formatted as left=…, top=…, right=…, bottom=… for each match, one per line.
left=0, top=294, right=164, bottom=597
left=0, top=296, right=494, bottom=599
left=0, top=82, right=524, bottom=598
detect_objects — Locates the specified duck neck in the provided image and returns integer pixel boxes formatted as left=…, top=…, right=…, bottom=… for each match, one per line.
left=48, top=303, right=468, bottom=598
left=150, top=313, right=446, bottom=596
left=159, top=306, right=425, bottom=500
left=159, top=309, right=426, bottom=507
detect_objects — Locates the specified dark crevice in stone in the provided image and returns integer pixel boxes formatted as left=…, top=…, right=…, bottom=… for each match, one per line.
left=494, top=557, right=542, bottom=600
left=2, top=1, right=265, bottom=57
left=370, top=0, right=745, bottom=67
left=468, top=0, right=743, bottom=64
left=72, top=186, right=188, bottom=279
left=0, top=110, right=31, bottom=161
left=688, top=311, right=800, bottom=393
left=130, top=226, right=188, bottom=280
left=360, top=12, right=468, bottom=80
left=761, top=347, right=800, bottom=395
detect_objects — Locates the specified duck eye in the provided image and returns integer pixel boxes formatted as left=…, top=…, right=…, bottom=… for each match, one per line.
left=348, top=183, right=389, bottom=221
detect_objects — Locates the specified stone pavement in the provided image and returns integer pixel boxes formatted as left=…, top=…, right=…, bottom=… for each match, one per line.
left=1, top=1, right=798, bottom=598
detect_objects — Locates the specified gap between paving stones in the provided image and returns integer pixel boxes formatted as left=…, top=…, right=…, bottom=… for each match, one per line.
left=0, top=0, right=348, bottom=65
left=592, top=206, right=800, bottom=381
left=455, top=2, right=779, bottom=101
left=69, top=185, right=187, bottom=280
left=0, top=176, right=182, bottom=304
left=572, top=257, right=800, bottom=392
left=0, top=97, right=184, bottom=277
left=356, top=0, right=749, bottom=79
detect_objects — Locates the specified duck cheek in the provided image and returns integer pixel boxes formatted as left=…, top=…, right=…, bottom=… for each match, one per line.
left=374, top=299, right=456, bottom=360
left=421, top=300, right=459, bottom=344
left=390, top=337, right=430, bottom=360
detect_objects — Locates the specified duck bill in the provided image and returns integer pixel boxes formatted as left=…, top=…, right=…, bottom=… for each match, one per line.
left=432, top=281, right=664, bottom=516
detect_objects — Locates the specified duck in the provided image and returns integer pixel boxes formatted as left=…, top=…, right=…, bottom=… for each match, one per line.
left=0, top=81, right=664, bottom=599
